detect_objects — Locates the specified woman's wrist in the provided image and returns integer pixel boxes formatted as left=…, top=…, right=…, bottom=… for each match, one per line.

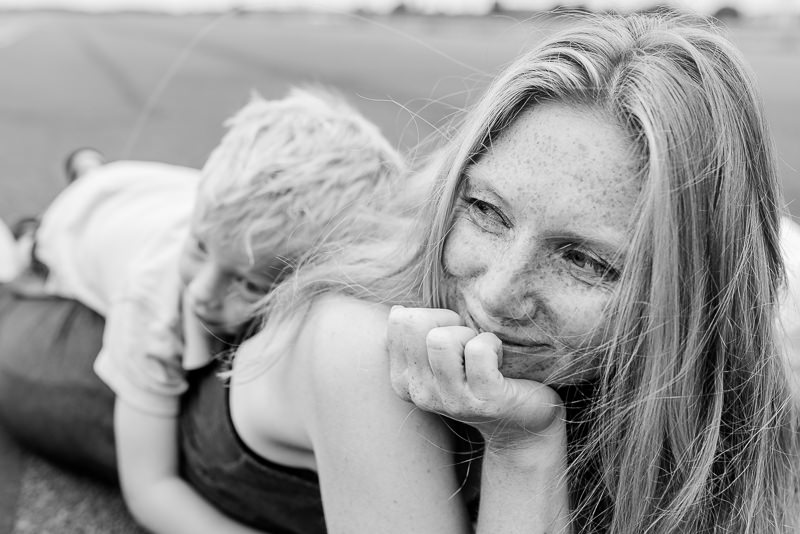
left=477, top=418, right=571, bottom=534
left=481, top=414, right=567, bottom=469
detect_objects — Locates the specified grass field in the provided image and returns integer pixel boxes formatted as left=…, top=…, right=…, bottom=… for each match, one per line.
left=0, top=10, right=798, bottom=533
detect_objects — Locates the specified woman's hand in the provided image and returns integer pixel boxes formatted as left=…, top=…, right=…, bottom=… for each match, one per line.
left=387, top=306, right=572, bottom=533
left=387, top=306, right=565, bottom=455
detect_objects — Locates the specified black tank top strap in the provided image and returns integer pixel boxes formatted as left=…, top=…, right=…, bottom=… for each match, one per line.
left=179, top=358, right=326, bottom=534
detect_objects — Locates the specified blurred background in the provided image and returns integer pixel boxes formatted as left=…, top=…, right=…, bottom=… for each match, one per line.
left=0, top=0, right=798, bottom=227
left=0, top=1, right=798, bottom=532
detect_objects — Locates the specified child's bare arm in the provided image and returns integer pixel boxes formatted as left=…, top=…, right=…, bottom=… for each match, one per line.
left=114, top=399, right=265, bottom=534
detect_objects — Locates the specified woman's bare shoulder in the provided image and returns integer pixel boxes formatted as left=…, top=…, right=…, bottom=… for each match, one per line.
left=304, top=293, right=390, bottom=349
left=294, top=293, right=393, bottom=399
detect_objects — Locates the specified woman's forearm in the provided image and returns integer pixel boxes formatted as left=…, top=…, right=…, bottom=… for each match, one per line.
left=476, top=430, right=571, bottom=534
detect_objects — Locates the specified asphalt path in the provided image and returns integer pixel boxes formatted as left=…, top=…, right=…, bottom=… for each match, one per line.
left=0, top=10, right=798, bottom=533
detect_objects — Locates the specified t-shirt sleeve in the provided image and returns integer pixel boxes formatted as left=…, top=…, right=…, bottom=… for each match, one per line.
left=94, top=291, right=186, bottom=417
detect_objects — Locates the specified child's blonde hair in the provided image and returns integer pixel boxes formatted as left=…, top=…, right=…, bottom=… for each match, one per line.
left=194, top=88, right=406, bottom=273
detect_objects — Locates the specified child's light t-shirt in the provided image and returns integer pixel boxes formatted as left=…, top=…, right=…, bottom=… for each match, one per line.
left=36, top=160, right=199, bottom=417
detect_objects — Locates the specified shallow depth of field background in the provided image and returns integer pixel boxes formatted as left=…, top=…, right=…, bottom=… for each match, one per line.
left=0, top=9, right=798, bottom=226
left=0, top=5, right=798, bottom=534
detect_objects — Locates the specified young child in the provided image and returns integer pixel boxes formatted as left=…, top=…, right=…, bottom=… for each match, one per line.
left=6, top=88, right=405, bottom=533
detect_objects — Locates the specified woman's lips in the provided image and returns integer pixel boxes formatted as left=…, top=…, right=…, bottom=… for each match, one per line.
left=460, top=313, right=559, bottom=380
left=464, top=313, right=552, bottom=350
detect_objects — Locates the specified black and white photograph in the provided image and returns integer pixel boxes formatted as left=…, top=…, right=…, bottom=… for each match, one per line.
left=1, top=0, right=799, bottom=532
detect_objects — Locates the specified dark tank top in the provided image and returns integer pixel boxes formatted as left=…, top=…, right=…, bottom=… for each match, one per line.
left=179, top=360, right=327, bottom=534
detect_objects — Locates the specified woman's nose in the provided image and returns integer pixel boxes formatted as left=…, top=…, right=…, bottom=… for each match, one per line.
left=478, top=255, right=542, bottom=324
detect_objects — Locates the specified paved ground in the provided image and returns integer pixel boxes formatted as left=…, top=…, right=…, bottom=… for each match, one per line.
left=0, top=10, right=557, bottom=223
left=0, top=10, right=798, bottom=533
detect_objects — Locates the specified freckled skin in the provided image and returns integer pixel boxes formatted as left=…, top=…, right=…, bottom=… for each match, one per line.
left=442, top=103, right=642, bottom=382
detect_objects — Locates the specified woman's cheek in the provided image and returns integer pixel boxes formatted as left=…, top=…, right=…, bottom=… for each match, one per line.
left=554, top=287, right=614, bottom=351
left=442, top=222, right=485, bottom=280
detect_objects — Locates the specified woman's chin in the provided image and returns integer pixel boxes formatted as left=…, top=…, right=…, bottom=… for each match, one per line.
left=499, top=345, right=596, bottom=385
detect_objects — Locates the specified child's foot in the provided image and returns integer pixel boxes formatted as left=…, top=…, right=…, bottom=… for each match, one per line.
left=9, top=216, right=40, bottom=275
left=7, top=216, right=49, bottom=296
left=10, top=216, right=39, bottom=241
left=64, top=148, right=105, bottom=184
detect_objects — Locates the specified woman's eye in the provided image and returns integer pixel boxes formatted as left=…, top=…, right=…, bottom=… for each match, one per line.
left=562, top=248, right=620, bottom=282
left=195, top=239, right=207, bottom=254
left=464, top=197, right=508, bottom=231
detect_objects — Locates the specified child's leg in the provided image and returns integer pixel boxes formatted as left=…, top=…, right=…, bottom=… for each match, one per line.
left=0, top=284, right=117, bottom=484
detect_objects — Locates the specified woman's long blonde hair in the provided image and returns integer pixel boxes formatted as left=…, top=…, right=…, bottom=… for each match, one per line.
left=244, top=10, right=799, bottom=532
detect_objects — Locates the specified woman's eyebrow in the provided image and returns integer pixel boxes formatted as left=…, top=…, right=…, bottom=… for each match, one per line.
left=462, top=166, right=501, bottom=197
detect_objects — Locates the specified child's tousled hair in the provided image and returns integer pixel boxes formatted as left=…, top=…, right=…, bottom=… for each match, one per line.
left=242, top=11, right=800, bottom=532
left=194, top=87, right=407, bottom=275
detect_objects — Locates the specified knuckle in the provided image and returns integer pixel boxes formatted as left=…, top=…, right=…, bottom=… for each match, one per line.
left=475, top=402, right=499, bottom=419
left=436, top=308, right=463, bottom=326
left=391, top=381, right=412, bottom=402
left=440, top=396, right=469, bottom=417
left=425, top=327, right=451, bottom=352
left=477, top=331, right=503, bottom=348
left=386, top=307, right=410, bottom=335
left=469, top=381, right=502, bottom=406
left=389, top=369, right=409, bottom=394
left=469, top=367, right=494, bottom=387
left=407, top=383, right=437, bottom=411
left=464, top=333, right=499, bottom=360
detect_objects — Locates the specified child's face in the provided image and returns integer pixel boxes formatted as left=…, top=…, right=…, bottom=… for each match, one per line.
left=178, top=224, right=287, bottom=336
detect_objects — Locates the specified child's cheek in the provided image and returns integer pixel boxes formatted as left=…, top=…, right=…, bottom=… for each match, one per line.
left=220, top=295, right=252, bottom=328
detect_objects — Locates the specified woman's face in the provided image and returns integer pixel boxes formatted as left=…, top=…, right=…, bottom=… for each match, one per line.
left=442, top=102, right=641, bottom=382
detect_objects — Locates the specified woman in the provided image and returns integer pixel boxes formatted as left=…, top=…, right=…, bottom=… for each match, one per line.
left=239, top=9, right=799, bottom=533
left=383, top=13, right=800, bottom=534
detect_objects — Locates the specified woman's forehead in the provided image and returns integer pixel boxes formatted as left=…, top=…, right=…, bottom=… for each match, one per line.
left=466, top=102, right=641, bottom=247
